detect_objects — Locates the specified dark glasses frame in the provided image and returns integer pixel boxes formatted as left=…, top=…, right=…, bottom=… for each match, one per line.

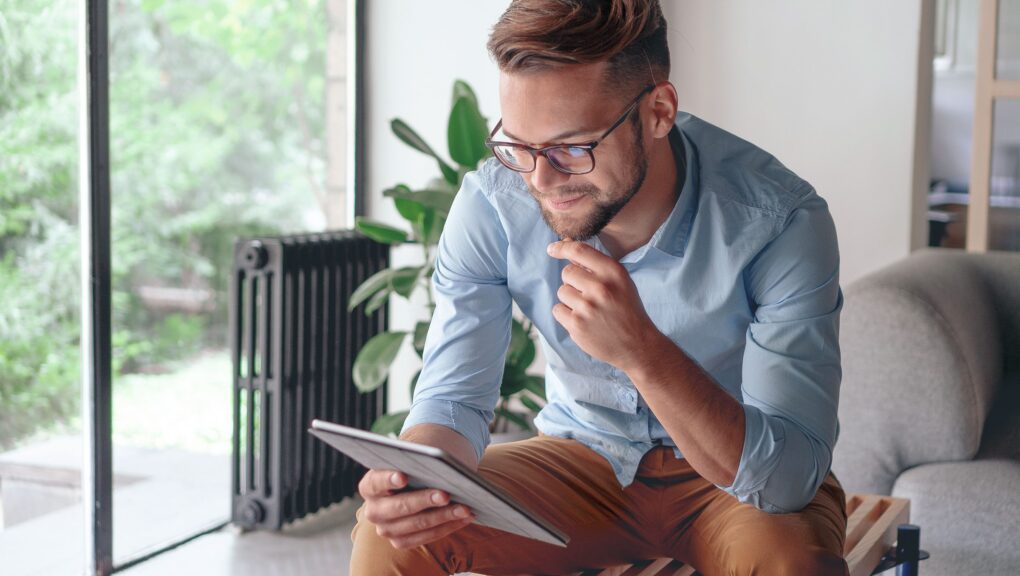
left=485, top=84, right=655, bottom=175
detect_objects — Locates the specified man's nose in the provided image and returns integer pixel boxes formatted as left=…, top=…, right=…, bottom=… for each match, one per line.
left=529, top=155, right=570, bottom=193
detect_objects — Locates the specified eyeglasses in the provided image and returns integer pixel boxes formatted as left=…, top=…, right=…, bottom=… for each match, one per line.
left=485, top=85, right=654, bottom=176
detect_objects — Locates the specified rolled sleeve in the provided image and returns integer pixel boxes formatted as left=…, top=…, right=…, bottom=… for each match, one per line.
left=724, top=188, right=843, bottom=513
left=399, top=170, right=511, bottom=463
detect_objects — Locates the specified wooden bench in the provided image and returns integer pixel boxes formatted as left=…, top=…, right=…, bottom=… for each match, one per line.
left=471, top=494, right=911, bottom=576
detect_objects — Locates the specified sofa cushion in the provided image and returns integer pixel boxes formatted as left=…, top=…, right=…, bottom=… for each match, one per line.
left=979, top=368, right=1020, bottom=460
left=892, top=459, right=1020, bottom=576
left=834, top=250, right=1004, bottom=494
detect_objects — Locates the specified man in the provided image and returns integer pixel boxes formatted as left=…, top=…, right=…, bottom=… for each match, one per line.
left=351, top=0, right=847, bottom=574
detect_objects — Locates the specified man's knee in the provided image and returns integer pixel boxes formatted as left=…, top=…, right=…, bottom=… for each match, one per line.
left=349, top=506, right=450, bottom=576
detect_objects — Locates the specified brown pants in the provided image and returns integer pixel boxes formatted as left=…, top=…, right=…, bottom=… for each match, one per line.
left=350, top=435, right=849, bottom=575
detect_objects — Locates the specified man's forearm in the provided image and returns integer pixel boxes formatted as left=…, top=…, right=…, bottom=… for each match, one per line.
left=625, top=331, right=745, bottom=487
left=400, top=423, right=480, bottom=470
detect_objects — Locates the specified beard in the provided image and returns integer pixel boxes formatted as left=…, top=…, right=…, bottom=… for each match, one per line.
left=529, top=121, right=648, bottom=241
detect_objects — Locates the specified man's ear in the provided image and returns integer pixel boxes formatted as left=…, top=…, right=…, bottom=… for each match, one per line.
left=648, top=82, right=679, bottom=139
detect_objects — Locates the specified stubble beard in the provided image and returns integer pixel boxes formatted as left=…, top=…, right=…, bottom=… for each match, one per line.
left=530, top=122, right=648, bottom=241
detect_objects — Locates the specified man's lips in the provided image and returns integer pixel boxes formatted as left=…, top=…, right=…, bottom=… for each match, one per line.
left=546, top=194, right=587, bottom=211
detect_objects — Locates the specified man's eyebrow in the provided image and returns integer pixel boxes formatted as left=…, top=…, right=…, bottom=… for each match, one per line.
left=500, top=125, right=598, bottom=144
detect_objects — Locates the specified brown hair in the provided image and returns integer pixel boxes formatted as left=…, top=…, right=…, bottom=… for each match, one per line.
left=487, top=0, right=669, bottom=95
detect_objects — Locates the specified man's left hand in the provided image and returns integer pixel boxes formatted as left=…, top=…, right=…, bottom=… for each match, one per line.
left=546, top=240, right=661, bottom=372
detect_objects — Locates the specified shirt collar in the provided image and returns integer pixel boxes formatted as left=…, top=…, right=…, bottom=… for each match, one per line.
left=649, top=120, right=698, bottom=259
left=600, top=117, right=698, bottom=262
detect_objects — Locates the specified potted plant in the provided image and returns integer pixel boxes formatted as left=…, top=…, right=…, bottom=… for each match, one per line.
left=349, top=80, right=545, bottom=441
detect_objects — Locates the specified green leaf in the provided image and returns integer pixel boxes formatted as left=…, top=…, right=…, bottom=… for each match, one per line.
left=506, top=318, right=536, bottom=371
left=409, top=368, right=422, bottom=397
left=370, top=410, right=410, bottom=436
left=355, top=217, right=408, bottom=245
left=391, top=118, right=458, bottom=183
left=417, top=209, right=442, bottom=246
left=413, top=320, right=430, bottom=358
left=349, top=268, right=396, bottom=311
left=452, top=79, right=480, bottom=112
left=447, top=96, right=490, bottom=168
left=364, top=287, right=392, bottom=315
left=390, top=266, right=421, bottom=298
left=384, top=187, right=457, bottom=216
left=440, top=162, right=460, bottom=186
left=523, top=375, right=546, bottom=401
left=391, top=118, right=439, bottom=156
left=494, top=407, right=532, bottom=431
left=385, top=184, right=423, bottom=224
left=499, top=369, right=528, bottom=397
left=353, top=331, right=408, bottom=392
left=350, top=266, right=421, bottom=312
left=519, top=394, right=544, bottom=414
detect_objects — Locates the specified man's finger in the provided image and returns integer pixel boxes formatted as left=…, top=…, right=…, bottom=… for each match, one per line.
left=546, top=240, right=616, bottom=275
left=388, top=515, right=476, bottom=550
left=378, top=503, right=473, bottom=539
left=361, top=470, right=403, bottom=497
left=551, top=302, right=573, bottom=329
left=561, top=263, right=600, bottom=293
left=375, top=488, right=449, bottom=522
left=550, top=240, right=612, bottom=271
left=556, top=283, right=585, bottom=310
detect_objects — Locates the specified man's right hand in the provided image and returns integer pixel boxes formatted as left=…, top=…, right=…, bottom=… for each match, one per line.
left=357, top=468, right=476, bottom=550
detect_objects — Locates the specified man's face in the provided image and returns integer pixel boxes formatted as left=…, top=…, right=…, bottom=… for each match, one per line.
left=497, top=63, right=648, bottom=240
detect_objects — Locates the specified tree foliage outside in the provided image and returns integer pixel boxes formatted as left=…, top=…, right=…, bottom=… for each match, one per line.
left=0, top=0, right=333, bottom=448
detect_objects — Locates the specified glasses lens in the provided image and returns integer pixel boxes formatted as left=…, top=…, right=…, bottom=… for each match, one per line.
left=493, top=145, right=534, bottom=172
left=546, top=146, right=594, bottom=174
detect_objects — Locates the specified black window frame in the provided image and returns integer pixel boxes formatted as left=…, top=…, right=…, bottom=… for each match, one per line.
left=78, top=1, right=366, bottom=573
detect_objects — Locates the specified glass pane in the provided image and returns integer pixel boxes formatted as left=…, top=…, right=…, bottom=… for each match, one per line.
left=989, top=98, right=1020, bottom=250
left=997, top=0, right=1020, bottom=80
left=928, top=0, right=978, bottom=248
left=108, top=0, right=341, bottom=563
left=0, top=0, right=84, bottom=573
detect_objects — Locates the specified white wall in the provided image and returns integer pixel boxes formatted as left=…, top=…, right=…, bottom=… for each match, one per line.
left=665, top=0, right=933, bottom=284
left=365, top=1, right=505, bottom=413
left=365, top=1, right=934, bottom=412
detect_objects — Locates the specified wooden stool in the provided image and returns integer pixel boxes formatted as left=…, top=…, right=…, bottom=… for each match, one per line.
left=470, top=493, right=912, bottom=576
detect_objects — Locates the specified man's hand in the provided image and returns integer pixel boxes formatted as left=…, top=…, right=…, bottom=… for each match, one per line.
left=357, top=469, right=475, bottom=550
left=546, top=239, right=662, bottom=372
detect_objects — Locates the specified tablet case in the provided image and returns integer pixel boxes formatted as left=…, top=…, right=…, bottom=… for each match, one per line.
left=308, top=419, right=569, bottom=547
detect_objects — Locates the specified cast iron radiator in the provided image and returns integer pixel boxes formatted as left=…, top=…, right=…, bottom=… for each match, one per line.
left=230, top=231, right=389, bottom=530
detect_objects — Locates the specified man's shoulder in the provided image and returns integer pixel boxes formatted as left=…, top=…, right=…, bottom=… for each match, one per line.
left=462, top=157, right=540, bottom=222
left=679, top=113, right=815, bottom=219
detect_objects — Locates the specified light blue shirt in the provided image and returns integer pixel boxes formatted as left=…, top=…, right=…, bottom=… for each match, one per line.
left=401, top=112, right=842, bottom=514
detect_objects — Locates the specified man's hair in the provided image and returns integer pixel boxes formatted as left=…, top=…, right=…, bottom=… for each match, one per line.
left=487, top=0, right=669, bottom=96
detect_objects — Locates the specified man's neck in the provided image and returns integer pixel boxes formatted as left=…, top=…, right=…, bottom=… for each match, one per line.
left=598, top=133, right=681, bottom=260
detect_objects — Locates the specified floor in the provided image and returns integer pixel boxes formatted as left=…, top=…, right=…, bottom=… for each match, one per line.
left=120, top=497, right=362, bottom=576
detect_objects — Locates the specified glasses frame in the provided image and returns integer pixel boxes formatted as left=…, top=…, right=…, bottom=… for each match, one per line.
left=485, top=84, right=655, bottom=175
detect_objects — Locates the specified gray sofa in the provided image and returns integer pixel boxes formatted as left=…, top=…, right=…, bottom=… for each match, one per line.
left=832, top=249, right=1020, bottom=575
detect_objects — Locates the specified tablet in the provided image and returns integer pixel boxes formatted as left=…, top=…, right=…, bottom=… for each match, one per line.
left=308, top=419, right=569, bottom=547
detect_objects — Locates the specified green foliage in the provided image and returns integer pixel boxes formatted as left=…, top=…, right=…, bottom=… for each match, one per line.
left=354, top=81, right=544, bottom=438
left=0, top=0, right=331, bottom=448
left=352, top=331, right=408, bottom=393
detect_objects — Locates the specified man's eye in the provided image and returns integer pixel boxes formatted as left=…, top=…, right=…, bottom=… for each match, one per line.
left=564, top=146, right=587, bottom=158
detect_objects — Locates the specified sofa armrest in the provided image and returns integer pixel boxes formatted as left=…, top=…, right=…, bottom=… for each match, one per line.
left=832, top=249, right=1003, bottom=495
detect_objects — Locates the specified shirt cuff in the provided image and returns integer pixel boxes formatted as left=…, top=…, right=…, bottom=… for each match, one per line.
left=400, top=398, right=492, bottom=463
left=722, top=403, right=831, bottom=513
